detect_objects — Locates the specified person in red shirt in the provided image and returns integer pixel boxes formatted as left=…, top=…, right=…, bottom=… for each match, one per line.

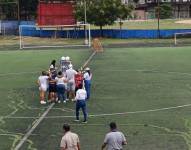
left=75, top=69, right=84, bottom=94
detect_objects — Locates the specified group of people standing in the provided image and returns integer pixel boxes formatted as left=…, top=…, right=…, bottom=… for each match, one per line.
left=60, top=122, right=127, bottom=150
left=37, top=56, right=92, bottom=122
left=37, top=57, right=127, bottom=150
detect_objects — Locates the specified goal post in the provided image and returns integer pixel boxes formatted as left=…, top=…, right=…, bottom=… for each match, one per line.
left=19, top=24, right=91, bottom=49
left=174, top=32, right=191, bottom=46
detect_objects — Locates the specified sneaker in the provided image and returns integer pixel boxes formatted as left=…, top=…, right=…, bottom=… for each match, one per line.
left=40, top=101, right=46, bottom=104
left=63, top=100, right=66, bottom=103
left=47, top=100, right=51, bottom=103
left=82, top=121, right=88, bottom=124
left=66, top=99, right=69, bottom=101
left=74, top=119, right=80, bottom=122
left=58, top=100, right=61, bottom=103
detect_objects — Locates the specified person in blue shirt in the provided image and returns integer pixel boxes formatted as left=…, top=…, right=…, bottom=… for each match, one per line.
left=83, top=67, right=92, bottom=100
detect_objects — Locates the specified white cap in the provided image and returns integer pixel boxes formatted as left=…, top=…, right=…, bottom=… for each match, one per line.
left=68, top=64, right=73, bottom=69
left=85, top=67, right=90, bottom=71
left=50, top=65, right=54, bottom=69
left=61, top=56, right=66, bottom=61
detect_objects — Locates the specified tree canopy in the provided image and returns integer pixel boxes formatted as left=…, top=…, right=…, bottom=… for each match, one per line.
left=0, top=0, right=38, bottom=20
left=75, top=0, right=133, bottom=32
left=155, top=3, right=173, bottom=19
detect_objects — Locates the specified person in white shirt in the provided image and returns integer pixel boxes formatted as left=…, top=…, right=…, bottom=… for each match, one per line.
left=66, top=64, right=77, bottom=101
left=83, top=67, right=92, bottom=100
left=75, top=84, right=87, bottom=123
left=55, top=71, right=67, bottom=103
left=60, top=123, right=80, bottom=150
left=37, top=71, right=49, bottom=104
left=101, top=122, right=127, bottom=150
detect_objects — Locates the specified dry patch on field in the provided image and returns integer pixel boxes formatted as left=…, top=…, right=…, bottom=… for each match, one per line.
left=175, top=20, right=191, bottom=24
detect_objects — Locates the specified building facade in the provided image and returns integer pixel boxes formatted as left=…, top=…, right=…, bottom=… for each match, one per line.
left=123, top=0, right=191, bottom=19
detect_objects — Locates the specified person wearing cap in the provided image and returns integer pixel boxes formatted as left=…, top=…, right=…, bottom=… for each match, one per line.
left=60, top=123, right=80, bottom=150
left=49, top=60, right=56, bottom=71
left=75, top=83, right=88, bottom=123
left=66, top=64, right=77, bottom=101
left=101, top=122, right=127, bottom=150
left=83, top=67, right=92, bottom=100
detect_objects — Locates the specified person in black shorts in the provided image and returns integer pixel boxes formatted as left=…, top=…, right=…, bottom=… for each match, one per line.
left=48, top=68, right=57, bottom=103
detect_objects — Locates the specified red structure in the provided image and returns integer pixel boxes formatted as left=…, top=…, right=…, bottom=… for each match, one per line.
left=37, top=0, right=76, bottom=26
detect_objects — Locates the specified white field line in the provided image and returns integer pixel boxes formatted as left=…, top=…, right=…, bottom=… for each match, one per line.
left=4, top=103, right=191, bottom=119
left=82, top=51, right=96, bottom=68
left=26, top=106, right=75, bottom=112
left=97, top=69, right=191, bottom=76
left=0, top=71, right=38, bottom=77
left=29, top=108, right=74, bottom=112
left=14, top=103, right=54, bottom=150
left=14, top=50, right=97, bottom=150
left=1, top=69, right=191, bottom=77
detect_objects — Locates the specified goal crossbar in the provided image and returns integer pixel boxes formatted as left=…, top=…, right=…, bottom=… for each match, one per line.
left=174, top=32, right=191, bottom=45
left=19, top=24, right=91, bottom=49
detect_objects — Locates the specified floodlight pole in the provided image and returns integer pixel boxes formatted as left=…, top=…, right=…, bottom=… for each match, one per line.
left=84, top=0, right=87, bottom=24
left=84, top=0, right=88, bottom=45
left=17, top=0, right=20, bottom=21
left=157, top=0, right=160, bottom=38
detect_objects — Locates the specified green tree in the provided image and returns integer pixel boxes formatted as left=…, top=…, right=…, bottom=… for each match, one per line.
left=20, top=0, right=38, bottom=20
left=117, top=4, right=134, bottom=30
left=75, top=0, right=133, bottom=36
left=155, top=3, right=172, bottom=19
left=0, top=0, right=18, bottom=20
left=0, top=0, right=38, bottom=20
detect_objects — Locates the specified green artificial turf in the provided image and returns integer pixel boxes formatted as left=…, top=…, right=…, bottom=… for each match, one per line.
left=92, top=19, right=191, bottom=30
left=1, top=46, right=191, bottom=150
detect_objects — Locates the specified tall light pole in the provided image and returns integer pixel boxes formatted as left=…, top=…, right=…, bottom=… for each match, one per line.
left=84, top=0, right=87, bottom=24
left=157, top=0, right=160, bottom=38
left=17, top=0, right=20, bottom=21
left=84, top=0, right=88, bottom=44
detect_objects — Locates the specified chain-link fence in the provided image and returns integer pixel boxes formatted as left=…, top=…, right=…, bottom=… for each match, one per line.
left=0, top=20, right=19, bottom=36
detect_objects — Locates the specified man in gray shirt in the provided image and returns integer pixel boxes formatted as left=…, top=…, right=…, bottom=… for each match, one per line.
left=101, top=122, right=127, bottom=150
left=66, top=64, right=77, bottom=101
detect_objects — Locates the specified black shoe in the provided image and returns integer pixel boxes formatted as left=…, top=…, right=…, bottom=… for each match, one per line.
left=82, top=120, right=87, bottom=124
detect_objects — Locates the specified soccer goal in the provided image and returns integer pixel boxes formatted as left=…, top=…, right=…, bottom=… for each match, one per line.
left=174, top=32, right=191, bottom=46
left=19, top=24, right=91, bottom=49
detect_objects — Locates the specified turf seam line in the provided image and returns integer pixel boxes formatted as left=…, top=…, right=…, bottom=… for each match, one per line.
left=14, top=50, right=97, bottom=150
left=96, top=69, right=191, bottom=76
left=14, top=103, right=54, bottom=150
left=0, top=71, right=38, bottom=76
left=6, top=103, right=191, bottom=119
left=82, top=51, right=96, bottom=69
left=1, top=69, right=191, bottom=77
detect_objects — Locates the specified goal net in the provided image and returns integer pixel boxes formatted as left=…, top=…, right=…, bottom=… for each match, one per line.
left=19, top=24, right=91, bottom=49
left=174, top=32, right=191, bottom=46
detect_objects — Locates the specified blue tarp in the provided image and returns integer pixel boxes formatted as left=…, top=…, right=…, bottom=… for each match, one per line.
left=1, top=20, right=19, bottom=35
left=20, top=25, right=191, bottom=38
left=2, top=21, right=191, bottom=38
left=19, top=21, right=35, bottom=25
